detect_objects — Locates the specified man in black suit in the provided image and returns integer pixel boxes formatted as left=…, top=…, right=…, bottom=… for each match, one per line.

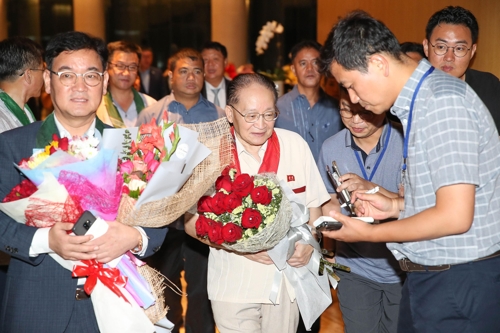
left=0, top=31, right=167, bottom=332
left=201, top=41, right=230, bottom=108
left=139, top=46, right=168, bottom=100
left=423, top=6, right=500, bottom=131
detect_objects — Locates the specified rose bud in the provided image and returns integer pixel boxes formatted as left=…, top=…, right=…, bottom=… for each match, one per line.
left=233, top=174, right=254, bottom=197
left=215, top=175, right=233, bottom=192
left=250, top=186, right=272, bottom=205
left=221, top=223, right=243, bottom=243
left=208, top=222, right=224, bottom=245
left=241, top=208, right=262, bottom=229
left=224, top=192, right=242, bottom=213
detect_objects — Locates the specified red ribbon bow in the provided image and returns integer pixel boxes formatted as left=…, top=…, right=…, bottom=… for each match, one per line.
left=72, top=259, right=129, bottom=303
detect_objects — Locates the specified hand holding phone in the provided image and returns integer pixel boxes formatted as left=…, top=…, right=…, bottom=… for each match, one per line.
left=72, top=211, right=97, bottom=236
left=314, top=216, right=374, bottom=232
left=326, top=161, right=354, bottom=214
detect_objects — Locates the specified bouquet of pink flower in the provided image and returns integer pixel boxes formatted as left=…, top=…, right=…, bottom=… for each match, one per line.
left=195, top=168, right=293, bottom=253
left=119, top=115, right=180, bottom=199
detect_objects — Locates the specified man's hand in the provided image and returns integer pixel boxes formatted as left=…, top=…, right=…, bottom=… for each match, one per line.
left=86, top=222, right=141, bottom=263
left=287, top=243, right=313, bottom=267
left=351, top=191, right=401, bottom=220
left=321, top=211, right=375, bottom=243
left=48, top=222, right=96, bottom=261
left=244, top=250, right=274, bottom=265
left=338, top=173, right=374, bottom=193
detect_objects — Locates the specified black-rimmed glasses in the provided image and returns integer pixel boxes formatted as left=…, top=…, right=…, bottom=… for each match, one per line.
left=229, top=105, right=279, bottom=123
left=109, top=62, right=139, bottom=72
left=48, top=69, right=104, bottom=87
left=339, top=108, right=374, bottom=121
left=429, top=42, right=471, bottom=58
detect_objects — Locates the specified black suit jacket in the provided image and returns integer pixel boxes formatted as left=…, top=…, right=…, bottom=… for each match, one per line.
left=465, top=68, right=500, bottom=132
left=140, top=66, right=168, bottom=100
left=0, top=115, right=167, bottom=332
left=201, top=78, right=231, bottom=106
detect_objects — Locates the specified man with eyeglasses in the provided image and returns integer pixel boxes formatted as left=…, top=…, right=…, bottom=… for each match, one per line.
left=137, top=48, right=221, bottom=333
left=96, top=41, right=156, bottom=128
left=318, top=86, right=404, bottom=333
left=320, top=11, right=500, bottom=332
left=423, top=6, right=500, bottom=131
left=0, top=31, right=167, bottom=332
left=0, top=35, right=44, bottom=310
left=275, top=40, right=342, bottom=162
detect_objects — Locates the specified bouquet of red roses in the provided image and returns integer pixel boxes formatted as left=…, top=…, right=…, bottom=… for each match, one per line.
left=195, top=168, right=292, bottom=253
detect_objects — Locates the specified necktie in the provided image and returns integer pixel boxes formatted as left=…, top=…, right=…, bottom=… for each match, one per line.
left=211, top=88, right=221, bottom=107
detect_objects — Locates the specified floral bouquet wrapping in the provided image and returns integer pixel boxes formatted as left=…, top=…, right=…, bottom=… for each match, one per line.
left=0, top=134, right=171, bottom=333
left=195, top=169, right=293, bottom=253
left=103, top=116, right=232, bottom=228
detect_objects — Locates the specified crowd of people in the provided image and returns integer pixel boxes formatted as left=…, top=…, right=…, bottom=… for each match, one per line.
left=0, top=4, right=499, bottom=333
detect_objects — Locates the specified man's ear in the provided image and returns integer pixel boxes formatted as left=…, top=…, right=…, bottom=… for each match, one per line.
left=290, top=64, right=296, bottom=76
left=470, top=44, right=477, bottom=59
left=43, top=69, right=51, bottom=94
left=225, top=105, right=234, bottom=123
left=368, top=54, right=389, bottom=77
left=102, top=72, right=109, bottom=95
left=422, top=39, right=430, bottom=58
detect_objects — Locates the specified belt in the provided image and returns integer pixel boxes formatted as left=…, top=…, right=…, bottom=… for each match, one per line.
left=75, top=287, right=90, bottom=301
left=399, top=250, right=500, bottom=273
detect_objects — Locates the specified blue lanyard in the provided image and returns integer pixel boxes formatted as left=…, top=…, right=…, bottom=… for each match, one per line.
left=354, top=122, right=392, bottom=181
left=402, top=66, right=435, bottom=173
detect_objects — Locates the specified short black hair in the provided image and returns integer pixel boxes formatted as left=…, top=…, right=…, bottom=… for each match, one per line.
left=201, top=41, right=228, bottom=59
left=168, top=48, right=204, bottom=72
left=289, top=40, right=322, bottom=62
left=0, top=37, right=44, bottom=81
left=107, top=40, right=142, bottom=62
left=400, top=42, right=426, bottom=59
left=320, top=10, right=403, bottom=74
left=227, top=73, right=278, bottom=106
left=45, top=31, right=108, bottom=71
left=425, top=6, right=479, bottom=44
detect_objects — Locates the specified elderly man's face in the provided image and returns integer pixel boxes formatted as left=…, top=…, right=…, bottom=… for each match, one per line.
left=225, top=82, right=276, bottom=151
left=170, top=57, right=204, bottom=98
left=423, top=23, right=476, bottom=80
left=44, top=49, right=108, bottom=124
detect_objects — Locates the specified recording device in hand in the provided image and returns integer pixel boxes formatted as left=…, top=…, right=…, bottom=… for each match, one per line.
left=72, top=210, right=97, bottom=235
left=314, top=216, right=374, bottom=231
left=326, top=161, right=355, bottom=214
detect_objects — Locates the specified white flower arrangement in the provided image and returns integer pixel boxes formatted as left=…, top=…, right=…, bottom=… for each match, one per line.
left=255, top=20, right=284, bottom=55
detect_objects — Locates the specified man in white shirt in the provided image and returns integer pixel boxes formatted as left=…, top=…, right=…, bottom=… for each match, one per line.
left=96, top=41, right=156, bottom=128
left=201, top=41, right=230, bottom=108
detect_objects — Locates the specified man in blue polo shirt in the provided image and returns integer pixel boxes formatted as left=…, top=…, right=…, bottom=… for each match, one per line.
left=137, top=48, right=221, bottom=333
left=275, top=40, right=342, bottom=161
left=318, top=86, right=404, bottom=333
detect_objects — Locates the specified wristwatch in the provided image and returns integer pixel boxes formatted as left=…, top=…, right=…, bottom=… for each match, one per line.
left=131, top=236, right=143, bottom=254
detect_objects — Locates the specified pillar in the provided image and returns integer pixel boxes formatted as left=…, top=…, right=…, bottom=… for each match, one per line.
left=73, top=0, right=105, bottom=40
left=211, top=0, right=248, bottom=67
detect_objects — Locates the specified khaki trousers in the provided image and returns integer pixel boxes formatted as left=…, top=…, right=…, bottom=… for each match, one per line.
left=211, top=284, right=299, bottom=333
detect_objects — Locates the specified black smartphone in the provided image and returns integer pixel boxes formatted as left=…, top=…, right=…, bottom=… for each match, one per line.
left=315, top=221, right=343, bottom=231
left=72, top=211, right=97, bottom=235
left=314, top=216, right=375, bottom=232
left=326, top=161, right=354, bottom=214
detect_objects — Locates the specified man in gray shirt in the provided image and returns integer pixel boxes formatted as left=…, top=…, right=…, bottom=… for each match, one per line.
left=318, top=86, right=404, bottom=333
left=320, top=10, right=500, bottom=332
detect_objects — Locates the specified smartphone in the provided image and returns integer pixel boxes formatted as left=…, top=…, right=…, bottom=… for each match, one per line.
left=326, top=161, right=354, bottom=214
left=314, top=216, right=374, bottom=232
left=72, top=211, right=97, bottom=236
